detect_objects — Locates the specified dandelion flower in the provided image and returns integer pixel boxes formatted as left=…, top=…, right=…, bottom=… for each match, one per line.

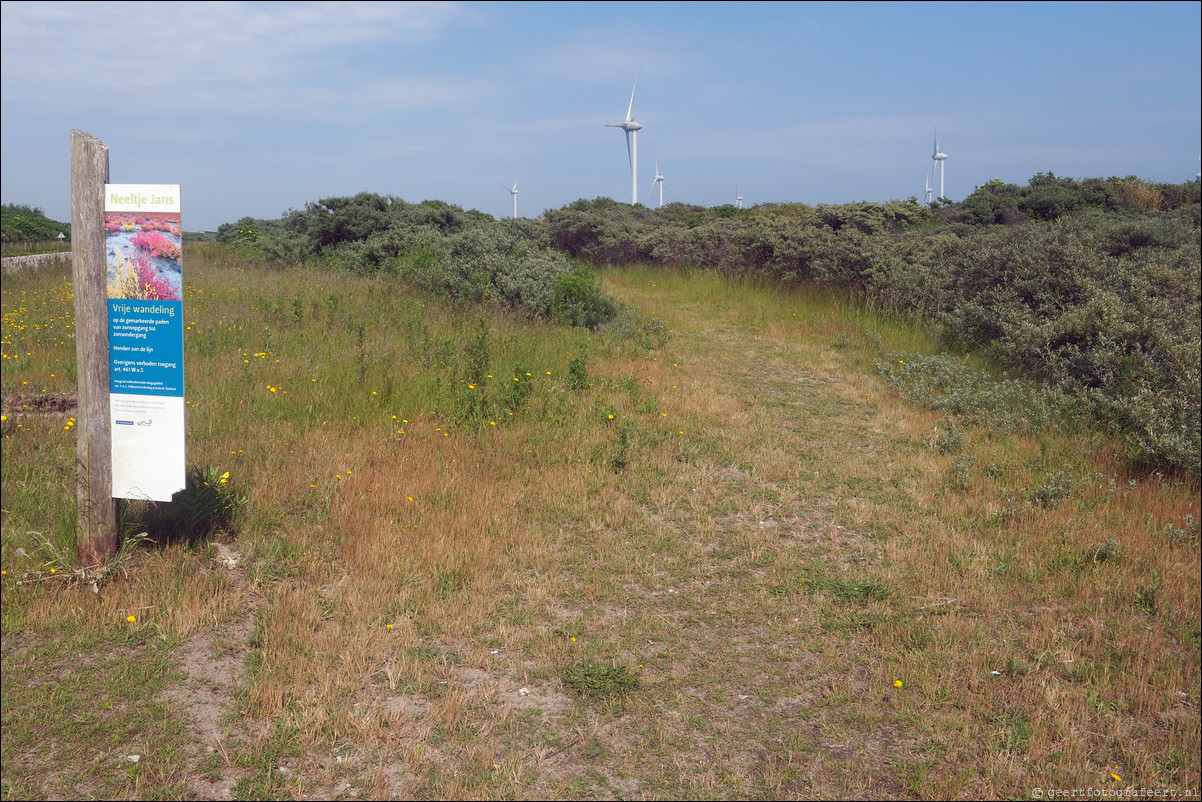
left=1111, top=772, right=1122, bottom=782
left=570, top=636, right=577, bottom=643
left=386, top=623, right=393, bottom=630
left=127, top=615, right=137, bottom=623
left=894, top=680, right=903, bottom=688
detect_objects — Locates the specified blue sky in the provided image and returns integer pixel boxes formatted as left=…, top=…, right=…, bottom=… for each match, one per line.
left=2, top=1, right=1199, bottom=231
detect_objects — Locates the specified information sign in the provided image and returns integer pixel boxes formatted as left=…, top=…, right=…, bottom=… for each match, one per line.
left=104, top=184, right=185, bottom=501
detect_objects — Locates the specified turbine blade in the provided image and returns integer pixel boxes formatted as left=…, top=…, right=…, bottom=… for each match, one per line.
left=626, top=73, right=639, bottom=122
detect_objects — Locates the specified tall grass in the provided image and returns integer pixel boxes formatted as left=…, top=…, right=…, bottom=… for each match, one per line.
left=2, top=251, right=1198, bottom=799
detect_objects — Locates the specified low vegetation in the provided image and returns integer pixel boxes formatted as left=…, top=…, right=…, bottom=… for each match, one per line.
left=2, top=236, right=1198, bottom=798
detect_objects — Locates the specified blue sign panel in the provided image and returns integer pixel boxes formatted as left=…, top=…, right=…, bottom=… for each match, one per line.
left=108, top=300, right=184, bottom=396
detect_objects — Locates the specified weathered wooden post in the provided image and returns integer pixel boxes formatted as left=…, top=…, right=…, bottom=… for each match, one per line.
left=70, top=130, right=116, bottom=567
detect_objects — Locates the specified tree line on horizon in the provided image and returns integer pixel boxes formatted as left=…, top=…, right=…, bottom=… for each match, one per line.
left=0, top=203, right=70, bottom=243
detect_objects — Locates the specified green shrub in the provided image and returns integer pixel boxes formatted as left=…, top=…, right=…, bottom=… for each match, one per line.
left=551, top=266, right=618, bottom=329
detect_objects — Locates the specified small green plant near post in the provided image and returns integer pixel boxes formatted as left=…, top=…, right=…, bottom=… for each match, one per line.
left=123, top=466, right=243, bottom=545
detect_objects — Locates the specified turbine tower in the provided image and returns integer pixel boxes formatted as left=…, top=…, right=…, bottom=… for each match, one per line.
left=647, top=158, right=666, bottom=208
left=932, top=129, right=949, bottom=200
left=606, top=75, right=643, bottom=205
left=735, top=183, right=744, bottom=209
left=500, top=177, right=520, bottom=220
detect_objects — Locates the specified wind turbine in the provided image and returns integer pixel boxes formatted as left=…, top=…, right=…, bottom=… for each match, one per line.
left=735, top=182, right=744, bottom=209
left=606, top=74, right=643, bottom=205
left=924, top=168, right=934, bottom=204
left=500, top=176, right=520, bottom=219
left=646, top=158, right=665, bottom=208
left=932, top=129, right=949, bottom=200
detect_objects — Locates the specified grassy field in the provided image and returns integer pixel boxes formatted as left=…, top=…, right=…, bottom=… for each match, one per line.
left=2, top=246, right=1199, bottom=800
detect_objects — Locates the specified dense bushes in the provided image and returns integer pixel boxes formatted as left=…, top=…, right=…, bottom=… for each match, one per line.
left=961, top=174, right=1200, bottom=225
left=216, top=175, right=1199, bottom=478
left=1, top=204, right=69, bottom=243
left=536, top=179, right=1200, bottom=479
left=219, top=193, right=616, bottom=326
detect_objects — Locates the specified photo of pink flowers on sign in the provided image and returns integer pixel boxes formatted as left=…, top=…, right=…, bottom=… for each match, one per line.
left=105, top=212, right=182, bottom=301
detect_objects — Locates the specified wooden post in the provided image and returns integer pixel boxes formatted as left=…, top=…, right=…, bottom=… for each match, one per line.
left=70, top=130, right=115, bottom=567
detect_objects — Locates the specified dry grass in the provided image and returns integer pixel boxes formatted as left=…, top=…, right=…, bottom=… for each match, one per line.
left=2, top=254, right=1198, bottom=799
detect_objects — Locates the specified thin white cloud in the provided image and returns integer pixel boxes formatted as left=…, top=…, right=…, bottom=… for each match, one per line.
left=1, top=1, right=474, bottom=115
